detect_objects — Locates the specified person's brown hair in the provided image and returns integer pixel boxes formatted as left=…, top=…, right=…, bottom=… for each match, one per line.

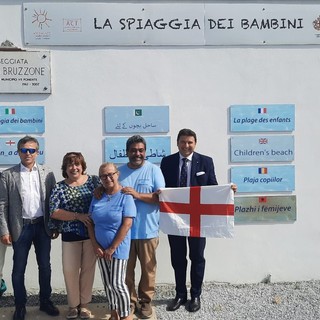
left=61, top=152, right=87, bottom=178
left=177, top=128, right=197, bottom=143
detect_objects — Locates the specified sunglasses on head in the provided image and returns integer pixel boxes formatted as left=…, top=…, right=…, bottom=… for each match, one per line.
left=20, top=148, right=37, bottom=154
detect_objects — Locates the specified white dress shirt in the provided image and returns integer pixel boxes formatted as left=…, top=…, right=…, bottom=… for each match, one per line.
left=20, top=163, right=43, bottom=219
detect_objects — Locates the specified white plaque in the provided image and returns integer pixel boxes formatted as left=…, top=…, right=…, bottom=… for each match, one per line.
left=23, top=3, right=320, bottom=46
left=0, top=51, right=51, bottom=93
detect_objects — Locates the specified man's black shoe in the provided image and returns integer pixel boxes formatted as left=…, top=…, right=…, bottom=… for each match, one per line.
left=167, top=296, right=187, bottom=311
left=188, top=297, right=201, bottom=312
left=13, top=305, right=26, bottom=320
left=39, top=299, right=60, bottom=316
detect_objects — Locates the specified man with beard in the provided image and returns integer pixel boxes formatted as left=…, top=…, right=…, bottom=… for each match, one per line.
left=119, top=135, right=165, bottom=319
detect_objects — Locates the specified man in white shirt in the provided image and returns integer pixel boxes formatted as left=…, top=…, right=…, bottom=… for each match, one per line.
left=0, top=136, right=59, bottom=320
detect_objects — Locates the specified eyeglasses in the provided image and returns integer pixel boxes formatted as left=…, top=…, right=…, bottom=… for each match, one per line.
left=20, top=148, right=37, bottom=154
left=99, top=172, right=118, bottom=180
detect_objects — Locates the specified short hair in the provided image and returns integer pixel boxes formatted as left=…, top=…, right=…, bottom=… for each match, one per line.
left=17, top=136, right=39, bottom=151
left=177, top=128, right=197, bottom=143
left=99, top=162, right=118, bottom=174
left=61, top=152, right=87, bottom=178
left=126, top=135, right=147, bottom=151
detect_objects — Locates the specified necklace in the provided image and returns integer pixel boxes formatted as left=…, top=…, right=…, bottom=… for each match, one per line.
left=105, top=186, right=121, bottom=201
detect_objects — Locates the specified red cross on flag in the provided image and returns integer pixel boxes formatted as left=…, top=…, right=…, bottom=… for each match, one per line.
left=159, top=184, right=234, bottom=238
left=5, top=140, right=16, bottom=146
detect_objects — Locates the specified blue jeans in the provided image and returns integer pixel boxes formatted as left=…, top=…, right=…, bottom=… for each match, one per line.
left=12, top=220, right=52, bottom=306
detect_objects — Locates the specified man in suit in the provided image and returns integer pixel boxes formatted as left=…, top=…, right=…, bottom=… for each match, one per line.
left=0, top=136, right=59, bottom=320
left=160, top=128, right=225, bottom=313
left=0, top=171, right=7, bottom=298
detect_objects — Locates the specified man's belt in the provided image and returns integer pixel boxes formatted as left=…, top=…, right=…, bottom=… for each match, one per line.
left=23, top=216, right=44, bottom=225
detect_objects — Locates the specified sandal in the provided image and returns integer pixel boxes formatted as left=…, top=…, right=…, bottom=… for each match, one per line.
left=80, top=307, right=92, bottom=319
left=66, top=307, right=78, bottom=319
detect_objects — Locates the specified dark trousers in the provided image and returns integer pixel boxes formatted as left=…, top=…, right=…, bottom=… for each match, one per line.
left=12, top=221, right=52, bottom=306
left=168, top=234, right=206, bottom=299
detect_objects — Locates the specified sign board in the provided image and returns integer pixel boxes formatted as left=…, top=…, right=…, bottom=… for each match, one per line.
left=231, top=165, right=295, bottom=192
left=105, top=106, right=169, bottom=133
left=230, top=135, right=294, bottom=162
left=104, top=136, right=170, bottom=164
left=204, top=4, right=320, bottom=45
left=0, top=51, right=51, bottom=93
left=0, top=106, right=45, bottom=134
left=23, top=3, right=204, bottom=46
left=0, top=137, right=45, bottom=165
left=234, top=195, right=296, bottom=223
left=230, top=104, right=295, bottom=132
left=23, top=3, right=320, bottom=46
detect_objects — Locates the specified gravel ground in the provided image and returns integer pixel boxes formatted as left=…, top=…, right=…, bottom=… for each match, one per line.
left=1, top=280, right=320, bottom=319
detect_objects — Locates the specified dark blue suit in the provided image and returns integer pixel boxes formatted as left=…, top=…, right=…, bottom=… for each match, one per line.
left=160, top=152, right=217, bottom=299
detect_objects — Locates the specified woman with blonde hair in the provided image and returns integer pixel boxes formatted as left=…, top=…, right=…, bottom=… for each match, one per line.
left=88, top=162, right=136, bottom=320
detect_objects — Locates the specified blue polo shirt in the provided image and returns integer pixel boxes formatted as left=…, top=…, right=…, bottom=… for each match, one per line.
left=119, top=161, right=165, bottom=240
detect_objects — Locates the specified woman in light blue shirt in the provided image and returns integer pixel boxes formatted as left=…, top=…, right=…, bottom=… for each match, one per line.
left=88, top=163, right=136, bottom=320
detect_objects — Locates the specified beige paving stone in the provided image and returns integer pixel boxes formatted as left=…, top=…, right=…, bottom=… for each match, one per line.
left=0, top=304, right=157, bottom=320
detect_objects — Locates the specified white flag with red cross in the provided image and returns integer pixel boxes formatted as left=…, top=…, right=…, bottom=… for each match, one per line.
left=159, top=184, right=234, bottom=238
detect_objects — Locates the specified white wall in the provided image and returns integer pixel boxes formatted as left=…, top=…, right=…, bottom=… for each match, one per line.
left=1, top=1, right=320, bottom=294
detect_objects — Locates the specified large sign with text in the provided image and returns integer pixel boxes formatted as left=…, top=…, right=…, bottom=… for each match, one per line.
left=105, top=106, right=169, bottom=133
left=23, top=3, right=320, bottom=46
left=24, top=3, right=204, bottom=46
left=231, top=165, right=295, bottom=192
left=204, top=4, right=320, bottom=45
left=230, top=135, right=294, bottom=162
left=0, top=106, right=45, bottom=133
left=0, top=51, right=51, bottom=93
left=0, top=137, right=45, bottom=165
left=104, top=136, right=170, bottom=164
left=230, top=104, right=295, bottom=132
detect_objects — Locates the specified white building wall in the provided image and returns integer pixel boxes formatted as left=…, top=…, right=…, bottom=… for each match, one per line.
left=1, top=1, right=320, bottom=294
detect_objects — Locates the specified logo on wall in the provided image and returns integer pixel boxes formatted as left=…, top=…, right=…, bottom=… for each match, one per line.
left=313, top=15, right=320, bottom=31
left=63, top=19, right=82, bottom=32
left=32, top=9, right=52, bottom=29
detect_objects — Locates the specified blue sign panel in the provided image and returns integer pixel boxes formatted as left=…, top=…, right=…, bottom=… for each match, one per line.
left=230, top=135, right=294, bottom=162
left=0, top=106, right=45, bottom=134
left=0, top=137, right=45, bottom=165
left=104, top=136, right=171, bottom=164
left=105, top=106, right=169, bottom=133
left=230, top=104, right=295, bottom=132
left=231, top=165, right=295, bottom=192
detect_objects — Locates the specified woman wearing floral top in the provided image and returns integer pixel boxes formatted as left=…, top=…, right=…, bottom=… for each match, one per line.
left=49, top=152, right=99, bottom=320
